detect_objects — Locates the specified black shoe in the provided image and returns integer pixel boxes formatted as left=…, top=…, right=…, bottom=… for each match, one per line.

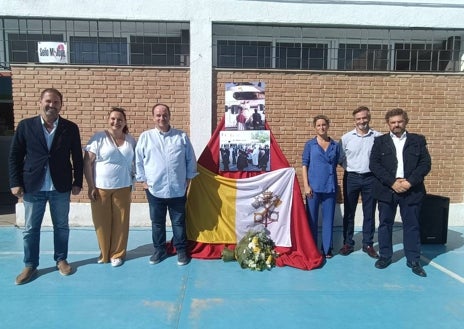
left=407, top=261, right=427, bottom=277
left=149, top=251, right=168, bottom=265
left=325, top=251, right=334, bottom=259
left=177, top=251, right=191, bottom=266
left=375, top=257, right=392, bottom=269
left=339, top=244, right=354, bottom=256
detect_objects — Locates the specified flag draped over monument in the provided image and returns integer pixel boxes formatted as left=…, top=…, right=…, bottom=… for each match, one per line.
left=187, top=165, right=294, bottom=247
left=186, top=118, right=324, bottom=270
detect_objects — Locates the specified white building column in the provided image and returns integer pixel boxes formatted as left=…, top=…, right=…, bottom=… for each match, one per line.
left=189, top=16, right=213, bottom=157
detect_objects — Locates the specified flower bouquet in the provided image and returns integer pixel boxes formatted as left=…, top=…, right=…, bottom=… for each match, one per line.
left=221, top=230, right=279, bottom=271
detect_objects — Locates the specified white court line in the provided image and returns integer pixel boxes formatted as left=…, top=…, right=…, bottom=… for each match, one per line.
left=421, top=255, right=464, bottom=284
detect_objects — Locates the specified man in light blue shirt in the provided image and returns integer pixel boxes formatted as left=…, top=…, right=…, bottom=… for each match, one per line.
left=339, top=106, right=381, bottom=258
left=135, top=103, right=197, bottom=266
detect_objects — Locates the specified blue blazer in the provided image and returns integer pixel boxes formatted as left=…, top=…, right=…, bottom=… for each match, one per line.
left=302, top=137, right=340, bottom=194
left=9, top=115, right=84, bottom=193
left=369, top=132, right=431, bottom=204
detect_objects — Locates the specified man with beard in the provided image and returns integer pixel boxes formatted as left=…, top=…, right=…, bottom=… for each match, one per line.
left=339, top=106, right=381, bottom=259
left=370, top=108, right=431, bottom=277
left=9, top=88, right=83, bottom=285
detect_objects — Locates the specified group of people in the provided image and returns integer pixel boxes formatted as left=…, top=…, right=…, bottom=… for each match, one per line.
left=8, top=88, right=431, bottom=286
left=302, top=106, right=431, bottom=277
left=9, top=88, right=197, bottom=285
left=220, top=144, right=270, bottom=171
left=236, top=107, right=264, bottom=131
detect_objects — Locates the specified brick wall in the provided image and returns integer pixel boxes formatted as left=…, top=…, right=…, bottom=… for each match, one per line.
left=11, top=65, right=190, bottom=203
left=10, top=66, right=464, bottom=204
left=215, top=71, right=464, bottom=203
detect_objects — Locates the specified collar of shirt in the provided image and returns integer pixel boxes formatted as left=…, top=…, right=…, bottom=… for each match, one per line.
left=40, top=115, right=59, bottom=129
left=389, top=131, right=407, bottom=141
left=155, top=126, right=171, bottom=136
left=351, top=128, right=375, bottom=138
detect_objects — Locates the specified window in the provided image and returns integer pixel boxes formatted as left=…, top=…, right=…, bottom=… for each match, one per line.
left=217, top=40, right=271, bottom=68
left=8, top=33, right=63, bottom=63
left=70, top=36, right=127, bottom=65
left=1, top=18, right=190, bottom=67
left=213, top=24, right=464, bottom=72
left=276, top=42, right=328, bottom=69
left=130, top=35, right=189, bottom=66
left=394, top=42, right=454, bottom=71
left=338, top=44, right=389, bottom=70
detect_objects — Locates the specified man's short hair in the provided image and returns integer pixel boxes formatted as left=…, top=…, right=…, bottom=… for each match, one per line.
left=385, top=108, right=409, bottom=124
left=352, top=106, right=370, bottom=118
left=41, top=88, right=63, bottom=103
left=152, top=103, right=171, bottom=116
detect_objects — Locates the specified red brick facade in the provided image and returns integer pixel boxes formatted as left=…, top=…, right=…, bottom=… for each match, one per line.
left=10, top=65, right=464, bottom=204
left=215, top=71, right=464, bottom=203
left=11, top=65, right=190, bottom=203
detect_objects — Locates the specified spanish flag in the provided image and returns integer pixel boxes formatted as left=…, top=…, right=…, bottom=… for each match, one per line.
left=186, top=118, right=324, bottom=270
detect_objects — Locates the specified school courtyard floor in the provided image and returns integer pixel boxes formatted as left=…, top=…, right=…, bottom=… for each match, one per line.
left=0, top=206, right=463, bottom=329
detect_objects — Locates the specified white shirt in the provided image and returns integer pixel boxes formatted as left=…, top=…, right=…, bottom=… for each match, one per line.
left=85, top=131, right=136, bottom=189
left=390, top=131, right=407, bottom=178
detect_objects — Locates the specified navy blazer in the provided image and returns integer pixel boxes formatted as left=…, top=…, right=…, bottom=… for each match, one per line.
left=369, top=132, right=431, bottom=204
left=9, top=115, right=84, bottom=193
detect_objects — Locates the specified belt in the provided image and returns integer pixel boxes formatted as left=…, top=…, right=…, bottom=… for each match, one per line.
left=346, top=171, right=373, bottom=177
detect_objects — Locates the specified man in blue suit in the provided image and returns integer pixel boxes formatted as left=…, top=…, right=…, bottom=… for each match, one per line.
left=9, top=88, right=83, bottom=285
left=369, top=108, right=431, bottom=277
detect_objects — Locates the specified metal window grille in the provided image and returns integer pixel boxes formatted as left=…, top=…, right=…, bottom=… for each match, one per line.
left=0, top=18, right=190, bottom=68
left=213, top=23, right=464, bottom=72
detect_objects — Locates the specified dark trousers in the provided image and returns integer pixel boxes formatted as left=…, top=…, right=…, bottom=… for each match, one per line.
left=342, top=172, right=376, bottom=247
left=145, top=191, right=188, bottom=254
left=377, top=195, right=422, bottom=262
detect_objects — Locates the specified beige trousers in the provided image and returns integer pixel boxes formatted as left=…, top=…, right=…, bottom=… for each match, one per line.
left=91, top=187, right=131, bottom=262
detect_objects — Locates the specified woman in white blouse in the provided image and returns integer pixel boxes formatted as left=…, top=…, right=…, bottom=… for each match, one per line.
left=84, top=107, right=136, bottom=267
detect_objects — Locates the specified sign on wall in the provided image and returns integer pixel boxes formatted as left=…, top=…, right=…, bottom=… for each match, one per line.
left=37, top=42, right=68, bottom=64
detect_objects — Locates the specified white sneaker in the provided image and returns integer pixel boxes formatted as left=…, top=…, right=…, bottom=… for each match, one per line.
left=111, top=258, right=123, bottom=267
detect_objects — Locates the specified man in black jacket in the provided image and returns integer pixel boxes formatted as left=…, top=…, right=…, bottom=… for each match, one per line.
left=370, top=108, right=431, bottom=277
left=9, top=88, right=83, bottom=285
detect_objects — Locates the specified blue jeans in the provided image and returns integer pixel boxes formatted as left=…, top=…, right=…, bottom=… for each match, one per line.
left=23, top=190, right=71, bottom=268
left=145, top=191, right=187, bottom=254
left=342, top=172, right=377, bottom=247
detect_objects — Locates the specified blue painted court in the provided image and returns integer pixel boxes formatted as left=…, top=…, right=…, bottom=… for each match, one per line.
left=1, top=225, right=463, bottom=329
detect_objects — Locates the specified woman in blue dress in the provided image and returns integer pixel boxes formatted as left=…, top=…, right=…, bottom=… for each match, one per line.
left=302, top=115, right=340, bottom=259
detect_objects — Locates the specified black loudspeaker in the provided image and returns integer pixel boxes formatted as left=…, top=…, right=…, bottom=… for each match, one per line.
left=419, top=194, right=450, bottom=244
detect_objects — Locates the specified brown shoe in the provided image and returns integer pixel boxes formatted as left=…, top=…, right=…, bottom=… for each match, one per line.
left=362, top=245, right=379, bottom=259
left=56, top=260, right=72, bottom=276
left=339, top=244, right=354, bottom=256
left=15, top=267, right=38, bottom=285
